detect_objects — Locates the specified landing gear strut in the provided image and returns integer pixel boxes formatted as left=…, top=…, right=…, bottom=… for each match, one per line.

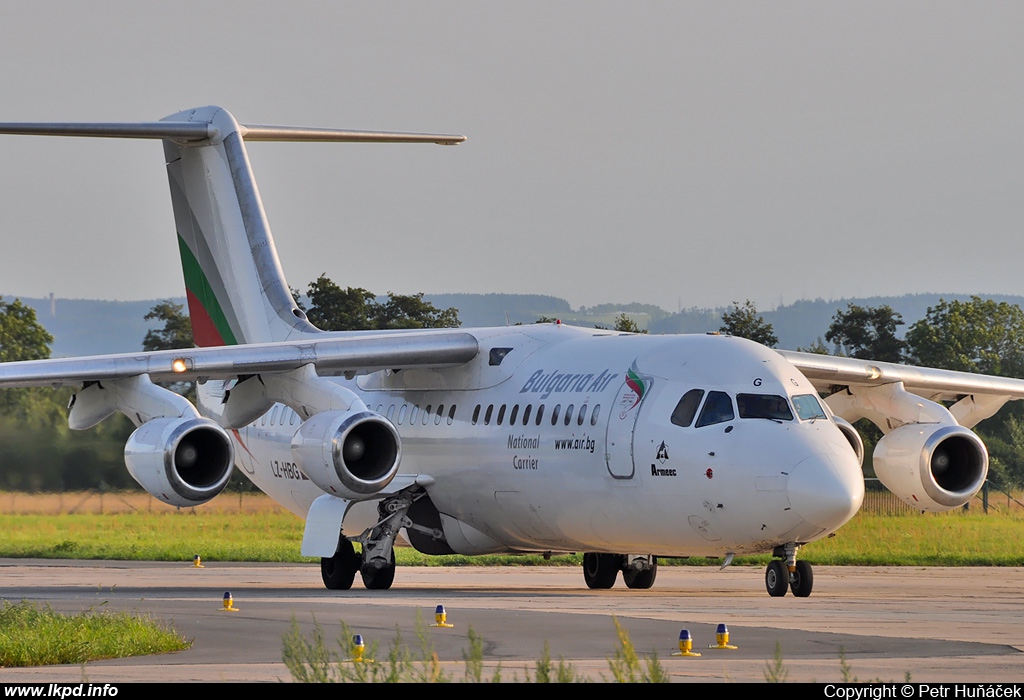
left=765, top=542, right=813, bottom=597
left=357, top=491, right=417, bottom=591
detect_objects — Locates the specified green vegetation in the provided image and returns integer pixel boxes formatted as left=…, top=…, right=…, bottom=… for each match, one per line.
left=719, top=299, right=778, bottom=347
left=0, top=601, right=189, bottom=666
left=1, top=503, right=1024, bottom=565
left=304, top=275, right=460, bottom=331
left=282, top=615, right=664, bottom=683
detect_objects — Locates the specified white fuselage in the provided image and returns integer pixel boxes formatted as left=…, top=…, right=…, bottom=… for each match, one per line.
left=219, top=324, right=864, bottom=558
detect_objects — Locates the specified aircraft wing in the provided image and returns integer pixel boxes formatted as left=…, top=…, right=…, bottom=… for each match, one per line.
left=0, top=331, right=479, bottom=389
left=778, top=349, right=1024, bottom=402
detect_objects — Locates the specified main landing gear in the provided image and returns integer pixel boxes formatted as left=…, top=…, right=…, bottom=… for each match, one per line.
left=320, top=491, right=417, bottom=591
left=765, top=542, right=813, bottom=597
left=582, top=553, right=658, bottom=589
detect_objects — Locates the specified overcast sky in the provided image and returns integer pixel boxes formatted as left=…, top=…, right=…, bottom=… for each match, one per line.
left=0, top=2, right=1021, bottom=313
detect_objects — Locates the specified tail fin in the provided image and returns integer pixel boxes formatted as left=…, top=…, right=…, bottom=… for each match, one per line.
left=162, top=106, right=313, bottom=346
left=0, top=106, right=465, bottom=347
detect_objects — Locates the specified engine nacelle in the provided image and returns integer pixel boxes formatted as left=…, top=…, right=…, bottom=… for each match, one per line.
left=291, top=410, right=401, bottom=500
left=873, top=423, right=988, bottom=512
left=833, top=416, right=865, bottom=467
left=125, top=417, right=235, bottom=508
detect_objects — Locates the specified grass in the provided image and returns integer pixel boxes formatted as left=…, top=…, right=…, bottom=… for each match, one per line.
left=0, top=601, right=190, bottom=666
left=282, top=614, right=666, bottom=683
left=2, top=491, right=1024, bottom=565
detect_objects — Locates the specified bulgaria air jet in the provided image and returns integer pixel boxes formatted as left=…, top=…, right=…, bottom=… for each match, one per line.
left=0, top=106, right=1021, bottom=598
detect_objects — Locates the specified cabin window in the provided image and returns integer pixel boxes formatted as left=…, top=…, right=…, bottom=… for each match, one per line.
left=737, top=394, right=794, bottom=421
left=551, top=404, right=561, bottom=425
left=509, top=404, right=520, bottom=425
left=564, top=404, right=574, bottom=426
left=792, top=394, right=828, bottom=421
left=671, top=389, right=705, bottom=428
left=522, top=404, right=532, bottom=425
left=484, top=405, right=493, bottom=425
left=497, top=404, right=507, bottom=425
left=577, top=404, right=588, bottom=426
left=695, top=391, right=734, bottom=428
left=535, top=404, right=545, bottom=426
left=398, top=404, right=408, bottom=425
left=410, top=405, right=419, bottom=424
left=387, top=404, right=395, bottom=421
left=472, top=405, right=481, bottom=425
left=447, top=405, right=456, bottom=425
left=435, top=404, right=444, bottom=425
left=590, top=404, right=601, bottom=426
left=423, top=405, right=432, bottom=425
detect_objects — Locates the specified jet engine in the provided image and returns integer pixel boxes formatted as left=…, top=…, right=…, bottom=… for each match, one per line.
left=291, top=410, right=401, bottom=500
left=872, top=423, right=988, bottom=512
left=124, top=417, right=235, bottom=507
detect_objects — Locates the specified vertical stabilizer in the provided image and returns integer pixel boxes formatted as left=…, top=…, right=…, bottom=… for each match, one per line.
left=162, top=106, right=317, bottom=347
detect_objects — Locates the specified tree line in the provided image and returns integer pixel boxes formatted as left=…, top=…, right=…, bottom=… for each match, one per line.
left=3, top=281, right=1024, bottom=490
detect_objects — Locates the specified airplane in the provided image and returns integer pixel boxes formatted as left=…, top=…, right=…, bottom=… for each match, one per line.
left=1, top=105, right=1022, bottom=597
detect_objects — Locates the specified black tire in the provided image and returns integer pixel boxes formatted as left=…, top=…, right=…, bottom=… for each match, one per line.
left=321, top=539, right=359, bottom=590
left=790, top=560, right=813, bottom=598
left=765, top=560, right=788, bottom=597
left=583, top=552, right=620, bottom=589
left=360, top=551, right=396, bottom=590
left=622, top=556, right=658, bottom=589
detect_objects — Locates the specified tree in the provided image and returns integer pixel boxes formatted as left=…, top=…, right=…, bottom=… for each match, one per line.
left=613, top=313, right=646, bottom=334
left=825, top=304, right=906, bottom=363
left=374, top=292, right=460, bottom=330
left=719, top=300, right=777, bottom=347
left=306, top=276, right=375, bottom=331
left=0, top=298, right=52, bottom=363
left=905, top=296, right=1024, bottom=376
left=796, top=337, right=832, bottom=355
left=304, top=275, right=460, bottom=331
left=0, top=299, right=57, bottom=419
left=143, top=300, right=193, bottom=351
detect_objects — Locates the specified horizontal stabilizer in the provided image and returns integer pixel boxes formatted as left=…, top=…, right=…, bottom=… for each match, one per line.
left=0, top=121, right=465, bottom=145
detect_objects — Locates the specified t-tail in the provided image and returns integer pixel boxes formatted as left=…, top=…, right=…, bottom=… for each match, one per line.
left=0, top=106, right=465, bottom=346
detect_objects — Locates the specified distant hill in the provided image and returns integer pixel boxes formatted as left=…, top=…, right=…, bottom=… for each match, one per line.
left=9, top=291, right=1024, bottom=358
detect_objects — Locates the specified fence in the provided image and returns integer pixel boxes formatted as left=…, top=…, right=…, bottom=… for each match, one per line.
left=0, top=490, right=287, bottom=515
left=860, top=478, right=1024, bottom=515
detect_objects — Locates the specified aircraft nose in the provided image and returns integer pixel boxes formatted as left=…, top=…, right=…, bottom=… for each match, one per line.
left=787, top=453, right=864, bottom=530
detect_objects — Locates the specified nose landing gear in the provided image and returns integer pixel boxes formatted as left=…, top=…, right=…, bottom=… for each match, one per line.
left=765, top=542, right=813, bottom=597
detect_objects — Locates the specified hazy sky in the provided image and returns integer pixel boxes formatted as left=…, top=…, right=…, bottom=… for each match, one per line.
left=0, top=2, right=1021, bottom=313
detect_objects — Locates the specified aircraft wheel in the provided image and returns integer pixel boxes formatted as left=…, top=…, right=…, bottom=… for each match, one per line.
left=765, top=560, right=788, bottom=597
left=321, top=539, right=359, bottom=590
left=360, top=552, right=396, bottom=590
left=622, top=556, right=658, bottom=589
left=790, top=560, right=813, bottom=598
left=583, top=552, right=620, bottom=589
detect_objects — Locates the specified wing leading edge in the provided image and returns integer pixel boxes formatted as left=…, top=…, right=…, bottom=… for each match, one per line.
left=779, top=349, right=1024, bottom=402
left=0, top=331, right=479, bottom=389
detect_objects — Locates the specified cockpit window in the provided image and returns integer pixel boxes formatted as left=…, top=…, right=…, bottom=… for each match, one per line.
left=792, top=394, right=828, bottom=421
left=671, top=389, right=704, bottom=427
left=737, top=394, right=794, bottom=421
left=696, top=391, right=735, bottom=427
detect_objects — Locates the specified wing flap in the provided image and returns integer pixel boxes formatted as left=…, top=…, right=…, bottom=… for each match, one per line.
left=0, top=332, right=479, bottom=388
